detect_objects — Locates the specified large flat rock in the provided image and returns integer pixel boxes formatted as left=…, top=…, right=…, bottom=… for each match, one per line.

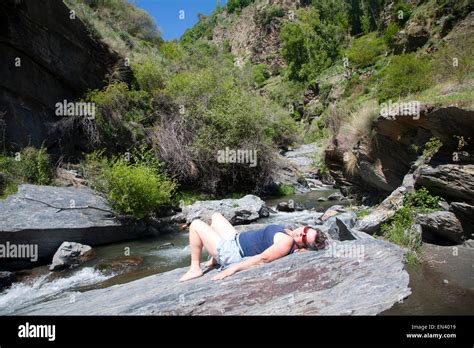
left=15, top=236, right=411, bottom=315
left=179, top=195, right=268, bottom=225
left=0, top=185, right=146, bottom=270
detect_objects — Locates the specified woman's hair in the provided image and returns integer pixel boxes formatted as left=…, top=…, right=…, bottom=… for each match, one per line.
left=309, top=227, right=328, bottom=250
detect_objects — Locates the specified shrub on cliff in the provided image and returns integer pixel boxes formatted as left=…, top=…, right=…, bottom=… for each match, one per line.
left=153, top=67, right=296, bottom=194
left=132, top=58, right=166, bottom=92
left=280, top=6, right=347, bottom=82
left=86, top=82, right=152, bottom=149
left=377, top=53, right=432, bottom=102
left=226, top=0, right=255, bottom=14
left=347, top=33, right=386, bottom=69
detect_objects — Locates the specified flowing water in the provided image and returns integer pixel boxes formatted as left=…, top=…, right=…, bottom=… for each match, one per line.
left=1, top=189, right=472, bottom=315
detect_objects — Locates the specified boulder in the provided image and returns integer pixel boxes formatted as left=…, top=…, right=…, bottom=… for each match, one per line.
left=50, top=242, right=92, bottom=271
left=276, top=201, right=294, bottom=212
left=464, top=239, right=474, bottom=248
left=270, top=143, right=325, bottom=194
left=328, top=192, right=344, bottom=201
left=356, top=186, right=405, bottom=233
left=417, top=211, right=467, bottom=245
left=320, top=205, right=347, bottom=222
left=394, top=21, right=430, bottom=53
left=0, top=271, right=14, bottom=291
left=180, top=195, right=269, bottom=225
left=16, top=237, right=411, bottom=315
left=320, top=212, right=357, bottom=240
left=450, top=202, right=474, bottom=237
left=283, top=143, right=319, bottom=173
left=417, top=164, right=474, bottom=204
left=0, top=185, right=147, bottom=270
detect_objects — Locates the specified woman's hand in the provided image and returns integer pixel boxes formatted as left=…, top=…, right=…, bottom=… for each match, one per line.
left=211, top=266, right=236, bottom=281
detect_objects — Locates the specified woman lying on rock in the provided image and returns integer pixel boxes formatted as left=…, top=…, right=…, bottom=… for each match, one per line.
left=179, top=212, right=328, bottom=282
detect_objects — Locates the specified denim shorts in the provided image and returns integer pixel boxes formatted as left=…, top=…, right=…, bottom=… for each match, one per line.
left=215, top=234, right=243, bottom=270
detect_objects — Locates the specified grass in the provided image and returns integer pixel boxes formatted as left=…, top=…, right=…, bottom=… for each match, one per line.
left=380, top=187, right=441, bottom=264
left=0, top=146, right=53, bottom=199
left=356, top=209, right=371, bottom=218
left=174, top=191, right=246, bottom=206
left=275, top=184, right=295, bottom=197
left=343, top=151, right=358, bottom=176
left=410, top=80, right=474, bottom=109
left=339, top=99, right=379, bottom=158
left=0, top=180, right=18, bottom=199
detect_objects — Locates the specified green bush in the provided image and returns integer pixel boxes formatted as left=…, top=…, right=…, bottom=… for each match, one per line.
left=132, top=58, right=166, bottom=92
left=19, top=146, right=52, bottom=185
left=347, top=33, right=387, bottom=69
left=180, top=13, right=218, bottom=46
left=252, top=64, right=270, bottom=88
left=104, top=159, right=175, bottom=219
left=280, top=7, right=346, bottom=82
left=0, top=146, right=53, bottom=197
left=422, top=137, right=443, bottom=158
left=255, top=4, right=285, bottom=29
left=160, top=66, right=297, bottom=193
left=159, top=42, right=185, bottom=61
left=405, top=187, right=440, bottom=210
left=377, top=54, right=432, bottom=102
left=71, top=0, right=161, bottom=43
left=392, top=0, right=413, bottom=24
left=86, top=82, right=152, bottom=147
left=383, top=23, right=400, bottom=46
left=275, top=184, right=295, bottom=196
left=381, top=187, right=441, bottom=264
left=381, top=206, right=422, bottom=264
left=226, top=0, right=255, bottom=14
left=84, top=150, right=176, bottom=219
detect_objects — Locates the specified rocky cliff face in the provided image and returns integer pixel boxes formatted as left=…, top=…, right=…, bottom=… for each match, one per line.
left=0, top=0, right=125, bottom=153
left=211, top=0, right=307, bottom=69
left=326, top=105, right=474, bottom=201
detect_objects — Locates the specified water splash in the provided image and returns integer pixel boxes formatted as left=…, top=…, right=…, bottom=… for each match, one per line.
left=0, top=267, right=112, bottom=315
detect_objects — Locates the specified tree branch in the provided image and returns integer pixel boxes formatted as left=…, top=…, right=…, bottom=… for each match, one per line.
left=20, top=196, right=115, bottom=215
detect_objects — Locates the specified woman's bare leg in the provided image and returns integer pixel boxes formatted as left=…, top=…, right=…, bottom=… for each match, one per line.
left=211, top=212, right=237, bottom=239
left=204, top=213, right=238, bottom=268
left=179, top=219, right=222, bottom=282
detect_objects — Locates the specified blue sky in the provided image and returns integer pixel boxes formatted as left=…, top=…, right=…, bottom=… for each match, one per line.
left=133, top=0, right=226, bottom=40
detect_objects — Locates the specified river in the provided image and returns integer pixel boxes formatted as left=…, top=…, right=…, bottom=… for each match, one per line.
left=1, top=189, right=472, bottom=315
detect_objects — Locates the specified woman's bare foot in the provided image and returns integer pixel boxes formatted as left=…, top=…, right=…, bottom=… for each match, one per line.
left=202, top=257, right=219, bottom=273
left=179, top=267, right=203, bottom=282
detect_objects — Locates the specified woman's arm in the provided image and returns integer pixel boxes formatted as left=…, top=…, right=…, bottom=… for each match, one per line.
left=211, top=237, right=294, bottom=281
